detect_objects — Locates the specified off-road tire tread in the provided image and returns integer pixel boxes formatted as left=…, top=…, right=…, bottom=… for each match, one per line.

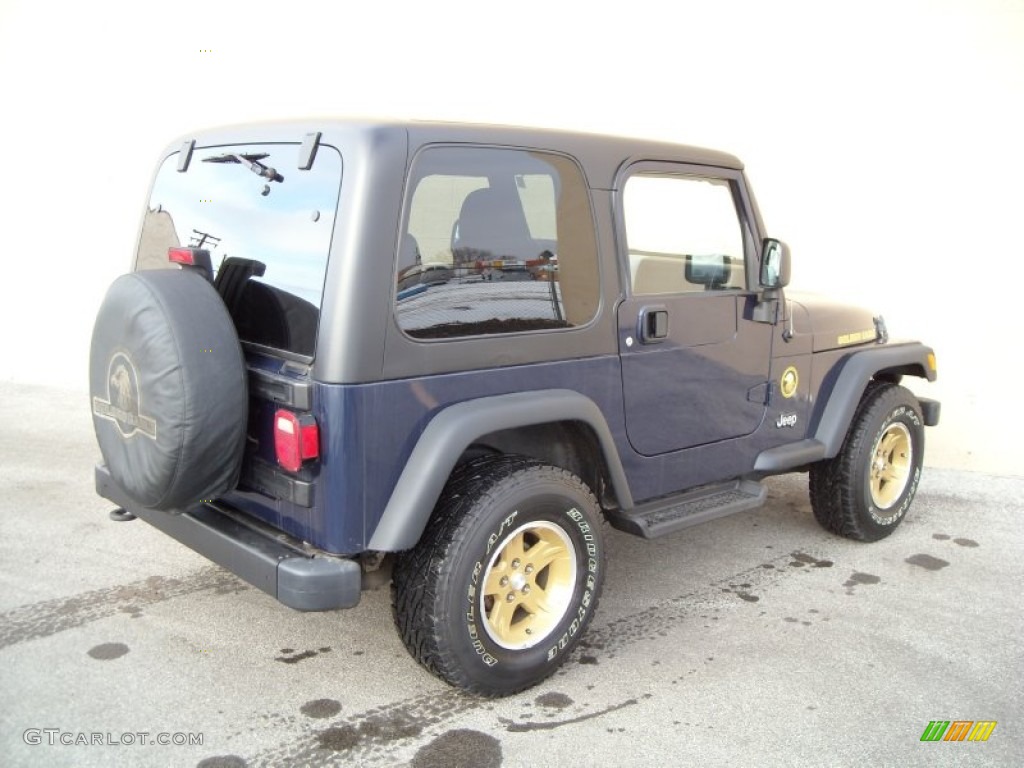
left=391, top=454, right=600, bottom=697
left=809, top=381, right=919, bottom=541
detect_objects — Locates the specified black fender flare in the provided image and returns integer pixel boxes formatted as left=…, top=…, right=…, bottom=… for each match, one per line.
left=754, top=342, right=938, bottom=472
left=366, top=389, right=632, bottom=551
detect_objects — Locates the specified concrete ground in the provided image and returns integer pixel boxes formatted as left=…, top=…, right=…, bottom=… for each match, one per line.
left=1, top=382, right=1020, bottom=768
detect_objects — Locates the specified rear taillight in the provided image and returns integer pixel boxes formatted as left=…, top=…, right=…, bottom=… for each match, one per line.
left=274, top=410, right=320, bottom=473
left=168, top=247, right=213, bottom=281
left=169, top=247, right=196, bottom=265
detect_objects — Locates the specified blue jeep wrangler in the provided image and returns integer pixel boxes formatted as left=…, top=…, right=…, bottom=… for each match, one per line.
left=90, top=120, right=939, bottom=696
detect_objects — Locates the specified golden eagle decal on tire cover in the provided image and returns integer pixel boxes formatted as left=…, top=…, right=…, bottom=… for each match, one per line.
left=92, top=352, right=157, bottom=440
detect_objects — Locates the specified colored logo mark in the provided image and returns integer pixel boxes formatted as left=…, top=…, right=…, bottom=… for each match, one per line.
left=920, top=720, right=997, bottom=742
left=779, top=366, right=799, bottom=398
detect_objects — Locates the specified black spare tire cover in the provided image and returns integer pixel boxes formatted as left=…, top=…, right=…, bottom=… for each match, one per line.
left=90, top=269, right=248, bottom=510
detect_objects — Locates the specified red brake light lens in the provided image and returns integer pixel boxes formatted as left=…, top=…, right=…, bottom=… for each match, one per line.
left=168, top=247, right=197, bottom=265
left=274, top=410, right=320, bottom=473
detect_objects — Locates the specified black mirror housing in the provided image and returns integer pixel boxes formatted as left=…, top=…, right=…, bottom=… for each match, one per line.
left=760, top=238, right=791, bottom=289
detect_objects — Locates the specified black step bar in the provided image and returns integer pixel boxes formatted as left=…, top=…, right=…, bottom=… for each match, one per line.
left=607, top=480, right=766, bottom=539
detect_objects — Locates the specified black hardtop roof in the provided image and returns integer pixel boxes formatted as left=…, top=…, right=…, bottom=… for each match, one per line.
left=169, top=118, right=744, bottom=190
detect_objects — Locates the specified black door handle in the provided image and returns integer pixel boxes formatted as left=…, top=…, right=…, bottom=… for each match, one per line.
left=639, top=307, right=669, bottom=343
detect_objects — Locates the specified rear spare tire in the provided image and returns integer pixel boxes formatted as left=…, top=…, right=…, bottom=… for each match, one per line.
left=90, top=269, right=247, bottom=511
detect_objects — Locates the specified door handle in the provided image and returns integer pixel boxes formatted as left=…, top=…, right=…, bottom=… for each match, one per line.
left=639, top=307, right=669, bottom=343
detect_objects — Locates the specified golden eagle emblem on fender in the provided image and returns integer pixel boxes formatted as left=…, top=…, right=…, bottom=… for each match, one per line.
left=780, top=366, right=799, bottom=399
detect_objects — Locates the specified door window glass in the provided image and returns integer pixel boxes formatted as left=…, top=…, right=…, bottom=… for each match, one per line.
left=624, top=174, right=745, bottom=295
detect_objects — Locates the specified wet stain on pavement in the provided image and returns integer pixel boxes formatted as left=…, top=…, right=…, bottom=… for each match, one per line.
left=301, top=699, right=342, bottom=719
left=249, top=690, right=479, bottom=766
left=500, top=698, right=637, bottom=732
left=317, top=712, right=423, bottom=751
left=722, top=582, right=760, bottom=602
left=410, top=729, right=502, bottom=768
left=246, top=551, right=827, bottom=766
left=843, top=572, right=881, bottom=589
left=905, top=554, right=949, bottom=571
left=196, top=757, right=248, bottom=768
left=932, top=533, right=978, bottom=548
left=87, top=642, right=129, bottom=660
left=552, top=551, right=808, bottom=680
left=535, top=692, right=573, bottom=710
left=0, top=566, right=247, bottom=649
left=276, top=647, right=331, bottom=664
left=791, top=552, right=834, bottom=568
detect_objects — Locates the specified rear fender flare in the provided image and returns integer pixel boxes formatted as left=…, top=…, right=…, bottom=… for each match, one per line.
left=367, top=389, right=631, bottom=552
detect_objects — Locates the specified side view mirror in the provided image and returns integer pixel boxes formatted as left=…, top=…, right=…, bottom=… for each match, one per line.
left=759, top=238, right=791, bottom=289
left=685, top=253, right=731, bottom=289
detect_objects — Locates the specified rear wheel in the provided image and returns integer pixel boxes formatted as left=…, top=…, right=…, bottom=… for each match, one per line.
left=391, top=456, right=604, bottom=697
left=809, top=382, right=924, bottom=541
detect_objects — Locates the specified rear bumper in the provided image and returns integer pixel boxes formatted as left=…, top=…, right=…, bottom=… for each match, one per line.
left=95, top=464, right=361, bottom=611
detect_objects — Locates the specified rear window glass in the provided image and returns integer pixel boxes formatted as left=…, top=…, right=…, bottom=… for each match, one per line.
left=396, top=146, right=599, bottom=339
left=138, top=143, right=342, bottom=357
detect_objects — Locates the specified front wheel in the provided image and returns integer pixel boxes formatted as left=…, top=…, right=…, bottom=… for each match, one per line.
left=810, top=382, right=925, bottom=541
left=391, top=456, right=605, bottom=697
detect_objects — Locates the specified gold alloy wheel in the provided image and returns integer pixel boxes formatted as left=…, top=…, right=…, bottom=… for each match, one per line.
left=869, top=422, right=912, bottom=512
left=480, top=520, right=577, bottom=650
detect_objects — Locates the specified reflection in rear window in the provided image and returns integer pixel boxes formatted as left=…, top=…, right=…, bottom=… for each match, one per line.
left=397, top=147, right=599, bottom=340
left=138, top=143, right=342, bottom=357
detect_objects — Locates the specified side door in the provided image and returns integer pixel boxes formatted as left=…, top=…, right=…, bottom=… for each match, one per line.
left=616, top=163, right=773, bottom=456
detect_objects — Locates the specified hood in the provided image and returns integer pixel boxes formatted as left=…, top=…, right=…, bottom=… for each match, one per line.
left=788, top=292, right=880, bottom=352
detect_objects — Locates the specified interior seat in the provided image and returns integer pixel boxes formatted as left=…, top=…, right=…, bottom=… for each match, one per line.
left=453, top=187, right=537, bottom=261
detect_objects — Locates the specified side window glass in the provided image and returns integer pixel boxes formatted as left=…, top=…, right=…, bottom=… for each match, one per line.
left=397, top=147, right=599, bottom=339
left=623, top=174, right=746, bottom=295
left=516, top=174, right=557, bottom=242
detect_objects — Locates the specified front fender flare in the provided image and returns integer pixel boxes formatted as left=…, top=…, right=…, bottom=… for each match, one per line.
left=813, top=341, right=936, bottom=456
left=367, top=389, right=632, bottom=552
left=754, top=342, right=937, bottom=472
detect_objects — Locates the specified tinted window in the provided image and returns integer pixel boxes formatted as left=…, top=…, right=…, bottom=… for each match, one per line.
left=396, top=147, right=598, bottom=339
left=138, top=143, right=342, bottom=357
left=624, top=174, right=746, bottom=295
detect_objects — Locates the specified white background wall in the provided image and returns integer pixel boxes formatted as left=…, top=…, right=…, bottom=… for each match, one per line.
left=1, top=0, right=1021, bottom=475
